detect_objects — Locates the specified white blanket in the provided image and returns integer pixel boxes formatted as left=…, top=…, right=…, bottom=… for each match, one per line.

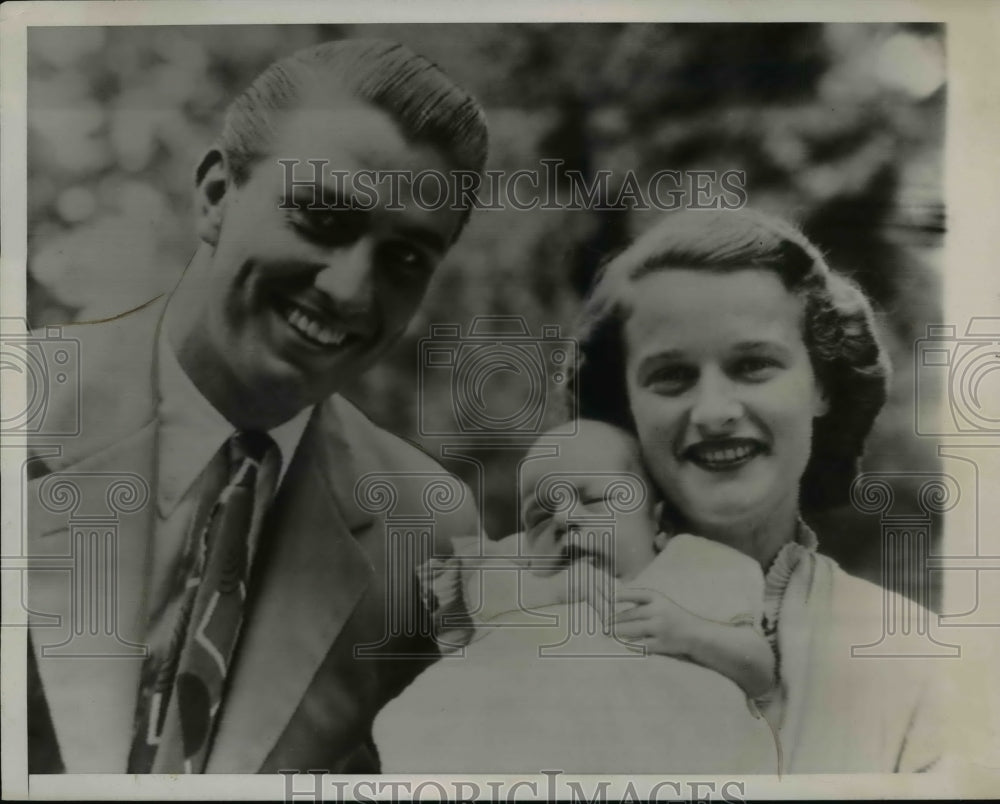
left=375, top=535, right=780, bottom=774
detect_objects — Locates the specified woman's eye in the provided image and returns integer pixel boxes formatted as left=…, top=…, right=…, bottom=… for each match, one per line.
left=733, top=356, right=780, bottom=380
left=645, top=365, right=696, bottom=394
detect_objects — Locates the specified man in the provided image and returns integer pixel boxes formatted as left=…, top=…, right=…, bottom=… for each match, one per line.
left=26, top=38, right=488, bottom=773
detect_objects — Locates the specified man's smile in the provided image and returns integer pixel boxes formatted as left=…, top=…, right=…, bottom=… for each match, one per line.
left=271, top=296, right=366, bottom=351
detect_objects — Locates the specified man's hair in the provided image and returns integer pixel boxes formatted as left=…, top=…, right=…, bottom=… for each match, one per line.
left=569, top=208, right=891, bottom=513
left=208, top=38, right=488, bottom=202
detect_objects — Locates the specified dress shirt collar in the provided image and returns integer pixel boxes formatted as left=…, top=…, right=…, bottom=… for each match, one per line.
left=155, top=325, right=312, bottom=516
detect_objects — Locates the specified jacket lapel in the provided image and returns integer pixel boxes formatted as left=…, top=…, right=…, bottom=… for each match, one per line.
left=206, top=401, right=377, bottom=773
left=28, top=422, right=158, bottom=771
left=26, top=300, right=165, bottom=772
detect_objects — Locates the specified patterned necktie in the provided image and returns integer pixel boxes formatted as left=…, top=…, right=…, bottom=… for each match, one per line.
left=129, top=431, right=278, bottom=773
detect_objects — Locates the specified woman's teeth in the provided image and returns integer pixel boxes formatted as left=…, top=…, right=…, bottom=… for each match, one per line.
left=285, top=307, right=349, bottom=347
left=686, top=442, right=761, bottom=469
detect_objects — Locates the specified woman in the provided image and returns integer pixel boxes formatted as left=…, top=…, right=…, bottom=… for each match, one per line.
left=375, top=208, right=941, bottom=773
left=570, top=207, right=941, bottom=772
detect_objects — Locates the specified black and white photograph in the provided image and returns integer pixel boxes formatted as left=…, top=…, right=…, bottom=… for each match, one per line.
left=2, top=1, right=998, bottom=800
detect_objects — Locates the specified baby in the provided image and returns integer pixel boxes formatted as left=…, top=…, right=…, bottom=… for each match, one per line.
left=374, top=420, right=780, bottom=774
left=517, top=419, right=775, bottom=699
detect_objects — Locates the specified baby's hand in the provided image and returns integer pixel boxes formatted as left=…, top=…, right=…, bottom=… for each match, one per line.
left=612, top=587, right=777, bottom=699
left=610, top=587, right=699, bottom=657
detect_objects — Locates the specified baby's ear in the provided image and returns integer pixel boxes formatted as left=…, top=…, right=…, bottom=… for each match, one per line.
left=650, top=501, right=670, bottom=553
left=658, top=499, right=683, bottom=529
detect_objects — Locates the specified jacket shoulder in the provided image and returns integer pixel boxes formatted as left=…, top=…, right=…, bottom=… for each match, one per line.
left=25, top=298, right=165, bottom=470
left=820, top=553, right=933, bottom=620
left=329, top=395, right=447, bottom=472
left=325, top=396, right=482, bottom=548
left=819, top=553, right=943, bottom=689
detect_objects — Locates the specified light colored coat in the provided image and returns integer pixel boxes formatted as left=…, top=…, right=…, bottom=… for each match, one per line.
left=777, top=550, right=942, bottom=772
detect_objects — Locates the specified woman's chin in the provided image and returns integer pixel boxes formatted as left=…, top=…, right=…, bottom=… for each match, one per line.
left=673, top=478, right=781, bottom=529
left=679, top=504, right=769, bottom=541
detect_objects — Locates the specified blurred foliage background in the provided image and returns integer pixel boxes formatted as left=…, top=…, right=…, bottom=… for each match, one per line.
left=27, top=23, right=946, bottom=602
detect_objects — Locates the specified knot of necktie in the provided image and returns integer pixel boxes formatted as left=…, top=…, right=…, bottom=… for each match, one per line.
left=227, top=431, right=279, bottom=493
left=229, top=429, right=276, bottom=468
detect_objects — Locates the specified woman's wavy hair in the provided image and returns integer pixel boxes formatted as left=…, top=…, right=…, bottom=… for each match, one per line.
left=201, top=38, right=489, bottom=233
left=568, top=208, right=891, bottom=512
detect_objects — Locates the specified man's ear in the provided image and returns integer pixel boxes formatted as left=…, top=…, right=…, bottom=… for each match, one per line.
left=193, top=147, right=231, bottom=246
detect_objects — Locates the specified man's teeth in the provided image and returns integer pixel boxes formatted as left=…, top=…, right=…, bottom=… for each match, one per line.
left=286, top=307, right=348, bottom=346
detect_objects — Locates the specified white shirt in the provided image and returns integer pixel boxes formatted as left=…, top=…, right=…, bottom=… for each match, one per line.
left=148, top=327, right=311, bottom=623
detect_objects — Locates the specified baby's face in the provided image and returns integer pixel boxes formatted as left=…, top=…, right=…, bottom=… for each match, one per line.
left=520, top=433, right=659, bottom=581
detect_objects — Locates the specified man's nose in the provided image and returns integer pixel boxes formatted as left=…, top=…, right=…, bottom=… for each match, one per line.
left=689, top=368, right=743, bottom=433
left=312, top=239, right=376, bottom=312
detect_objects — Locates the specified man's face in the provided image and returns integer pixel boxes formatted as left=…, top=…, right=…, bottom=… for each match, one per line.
left=194, top=102, right=466, bottom=419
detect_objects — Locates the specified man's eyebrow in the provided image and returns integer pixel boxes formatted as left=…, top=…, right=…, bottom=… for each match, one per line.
left=284, top=184, right=350, bottom=208
left=281, top=183, right=449, bottom=250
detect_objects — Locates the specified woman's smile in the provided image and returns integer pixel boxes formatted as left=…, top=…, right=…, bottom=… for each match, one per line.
left=682, top=437, right=768, bottom=472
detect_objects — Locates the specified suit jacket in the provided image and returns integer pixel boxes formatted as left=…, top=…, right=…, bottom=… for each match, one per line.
left=25, top=297, right=480, bottom=773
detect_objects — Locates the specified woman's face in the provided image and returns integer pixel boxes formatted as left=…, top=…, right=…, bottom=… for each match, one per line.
left=623, top=267, right=828, bottom=544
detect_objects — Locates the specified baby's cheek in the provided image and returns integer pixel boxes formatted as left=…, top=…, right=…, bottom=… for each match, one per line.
left=613, top=525, right=658, bottom=578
